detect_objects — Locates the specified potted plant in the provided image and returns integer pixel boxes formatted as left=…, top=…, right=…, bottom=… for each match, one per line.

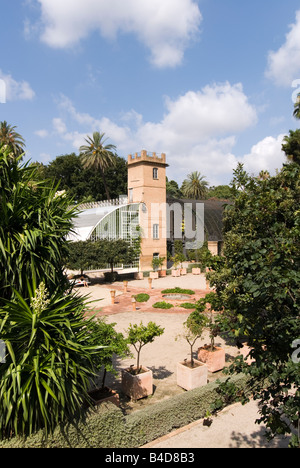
left=150, top=257, right=161, bottom=279
left=86, top=318, right=131, bottom=407
left=176, top=311, right=209, bottom=390
left=121, top=321, right=164, bottom=400
left=158, top=257, right=167, bottom=277
left=197, top=292, right=225, bottom=372
left=171, top=254, right=181, bottom=276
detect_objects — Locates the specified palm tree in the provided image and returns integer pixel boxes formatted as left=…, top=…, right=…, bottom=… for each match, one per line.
left=79, top=131, right=116, bottom=200
left=0, top=121, right=25, bottom=158
left=293, top=93, right=300, bottom=120
left=181, top=171, right=209, bottom=199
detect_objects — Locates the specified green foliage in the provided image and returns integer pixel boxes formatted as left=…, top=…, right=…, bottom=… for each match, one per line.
left=179, top=302, right=196, bottom=309
left=161, top=287, right=195, bottom=295
left=126, top=322, right=164, bottom=371
left=86, top=318, right=130, bottom=388
left=210, top=161, right=300, bottom=444
left=0, top=121, right=25, bottom=158
left=206, top=184, right=232, bottom=200
left=181, top=171, right=209, bottom=199
left=0, top=374, right=249, bottom=448
left=37, top=152, right=128, bottom=203
left=152, top=301, right=174, bottom=309
left=166, top=177, right=183, bottom=199
left=0, top=280, right=102, bottom=440
left=134, top=293, right=150, bottom=303
left=65, top=238, right=137, bottom=276
left=79, top=131, right=117, bottom=200
left=210, top=378, right=245, bottom=413
left=0, top=144, right=76, bottom=302
left=186, top=241, right=213, bottom=268
left=177, top=310, right=209, bottom=366
left=282, top=129, right=300, bottom=164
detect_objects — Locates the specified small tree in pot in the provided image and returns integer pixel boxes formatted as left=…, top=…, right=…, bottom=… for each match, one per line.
left=196, top=292, right=226, bottom=372
left=86, top=318, right=131, bottom=406
left=176, top=310, right=209, bottom=390
left=122, top=321, right=164, bottom=400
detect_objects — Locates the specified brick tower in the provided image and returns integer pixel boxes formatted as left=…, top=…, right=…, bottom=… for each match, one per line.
left=128, top=150, right=168, bottom=272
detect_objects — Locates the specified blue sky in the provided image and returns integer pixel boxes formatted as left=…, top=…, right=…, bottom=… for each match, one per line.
left=1, top=0, right=300, bottom=186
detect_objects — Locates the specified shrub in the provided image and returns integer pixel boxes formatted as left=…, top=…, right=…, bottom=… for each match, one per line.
left=153, top=301, right=174, bottom=309
left=0, top=374, right=250, bottom=448
left=134, top=293, right=150, bottom=303
left=161, top=287, right=195, bottom=295
left=0, top=281, right=102, bottom=440
left=179, top=302, right=196, bottom=309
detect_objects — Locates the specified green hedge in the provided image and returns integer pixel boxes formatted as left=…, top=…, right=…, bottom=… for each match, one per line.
left=153, top=301, right=174, bottom=309
left=134, top=293, right=150, bottom=303
left=0, top=374, right=249, bottom=449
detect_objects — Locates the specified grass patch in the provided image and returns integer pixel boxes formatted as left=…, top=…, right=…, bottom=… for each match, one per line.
left=179, top=302, right=196, bottom=309
left=153, top=301, right=174, bottom=309
left=133, top=293, right=150, bottom=303
left=161, top=287, right=195, bottom=295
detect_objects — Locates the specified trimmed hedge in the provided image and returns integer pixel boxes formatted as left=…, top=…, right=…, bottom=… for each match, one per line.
left=161, top=287, right=195, bottom=295
left=152, top=301, right=174, bottom=309
left=179, top=302, right=196, bottom=309
left=134, top=293, right=150, bottom=303
left=0, top=374, right=249, bottom=449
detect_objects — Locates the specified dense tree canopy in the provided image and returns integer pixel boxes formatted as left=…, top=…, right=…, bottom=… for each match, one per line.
left=209, top=161, right=300, bottom=446
left=34, top=152, right=127, bottom=203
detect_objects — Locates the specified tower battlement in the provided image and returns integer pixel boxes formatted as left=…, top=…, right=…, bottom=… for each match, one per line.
left=128, top=150, right=167, bottom=165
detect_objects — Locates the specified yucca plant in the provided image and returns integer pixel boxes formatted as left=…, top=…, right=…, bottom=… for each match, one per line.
left=0, top=144, right=77, bottom=302
left=0, top=280, right=102, bottom=440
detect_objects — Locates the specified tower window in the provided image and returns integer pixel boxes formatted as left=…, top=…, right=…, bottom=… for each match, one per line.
left=129, top=188, right=133, bottom=202
left=153, top=168, right=158, bottom=179
left=153, top=224, right=159, bottom=239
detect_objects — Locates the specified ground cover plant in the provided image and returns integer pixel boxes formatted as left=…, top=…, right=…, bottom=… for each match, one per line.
left=133, top=293, right=150, bottom=303
left=161, top=287, right=195, bottom=295
left=152, top=301, right=174, bottom=309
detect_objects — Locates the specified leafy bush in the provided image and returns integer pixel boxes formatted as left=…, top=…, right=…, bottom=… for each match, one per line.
left=0, top=374, right=249, bottom=448
left=152, top=301, right=174, bottom=309
left=0, top=281, right=102, bottom=440
left=134, top=293, right=150, bottom=303
left=179, top=302, right=196, bottom=309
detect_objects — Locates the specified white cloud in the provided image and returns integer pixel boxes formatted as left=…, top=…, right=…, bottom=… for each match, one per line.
left=0, top=70, right=35, bottom=101
left=242, top=134, right=286, bottom=176
left=51, top=82, right=258, bottom=185
left=36, top=0, right=202, bottom=67
left=52, top=117, right=67, bottom=135
left=35, top=129, right=49, bottom=138
left=266, top=10, right=300, bottom=87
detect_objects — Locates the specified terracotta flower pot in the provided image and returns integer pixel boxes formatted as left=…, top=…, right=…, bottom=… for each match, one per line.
left=150, top=271, right=159, bottom=279
left=197, top=346, right=225, bottom=373
left=158, top=270, right=167, bottom=277
left=172, top=269, right=180, bottom=277
left=176, top=359, right=208, bottom=391
left=121, top=366, right=153, bottom=400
